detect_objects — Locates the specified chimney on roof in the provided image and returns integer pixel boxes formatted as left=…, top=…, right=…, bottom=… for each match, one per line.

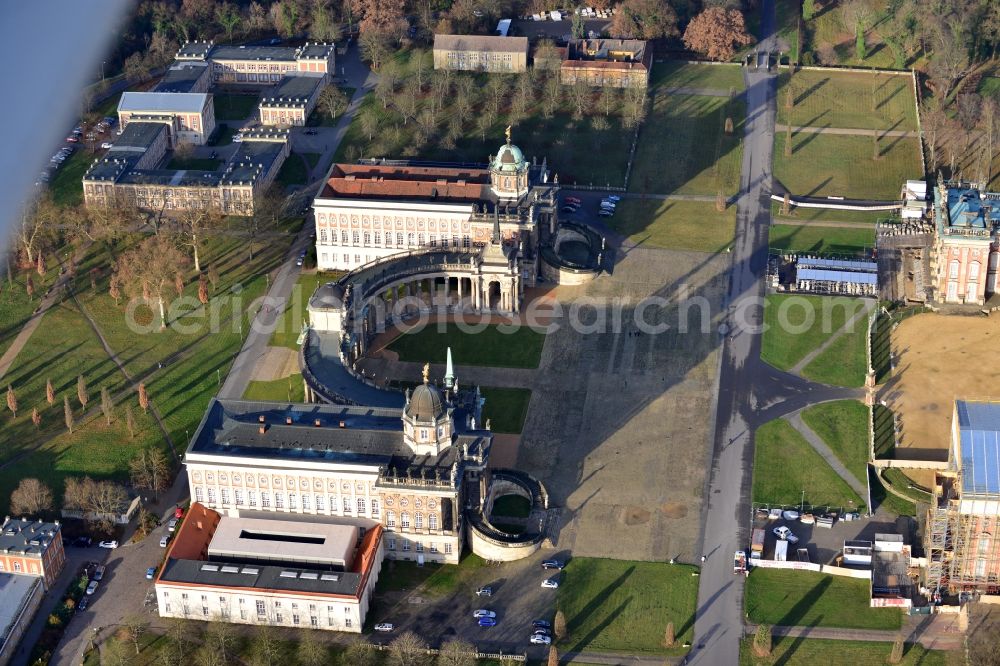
left=286, top=416, right=293, bottom=425
left=314, top=419, right=322, bottom=427
left=196, top=520, right=203, bottom=530
left=339, top=421, right=346, bottom=428
left=258, top=424, right=267, bottom=434
left=258, top=414, right=265, bottom=423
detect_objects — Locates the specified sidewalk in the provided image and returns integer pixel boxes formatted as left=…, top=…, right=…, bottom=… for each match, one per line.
left=786, top=410, right=868, bottom=497
left=745, top=621, right=964, bottom=651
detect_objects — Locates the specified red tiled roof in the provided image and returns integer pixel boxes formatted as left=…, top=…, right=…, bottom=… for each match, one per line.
left=321, top=164, right=492, bottom=202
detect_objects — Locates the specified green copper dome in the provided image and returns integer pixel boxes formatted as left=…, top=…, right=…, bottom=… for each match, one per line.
left=491, top=141, right=526, bottom=173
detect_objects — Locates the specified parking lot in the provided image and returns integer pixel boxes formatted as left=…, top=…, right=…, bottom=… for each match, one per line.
left=751, top=506, right=916, bottom=566
left=367, top=548, right=571, bottom=659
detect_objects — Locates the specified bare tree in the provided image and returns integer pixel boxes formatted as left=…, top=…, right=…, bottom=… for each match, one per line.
left=542, top=74, right=562, bottom=118
left=437, top=639, right=476, bottom=666
left=248, top=625, right=282, bottom=666
left=409, top=48, right=429, bottom=90
left=113, top=235, right=190, bottom=328
left=100, top=387, right=114, bottom=425
left=125, top=404, right=136, bottom=439
left=203, top=618, right=238, bottom=664
left=317, top=85, right=350, bottom=122
left=547, top=646, right=559, bottom=666
left=554, top=610, right=567, bottom=639
left=31, top=406, right=41, bottom=428
left=396, top=77, right=421, bottom=125
left=10, top=478, right=53, bottom=515
left=296, top=631, right=328, bottom=666
left=5, top=385, right=16, bottom=418
left=64, top=395, right=74, bottom=433
left=175, top=206, right=223, bottom=272
left=375, top=64, right=400, bottom=108
left=569, top=79, right=591, bottom=120
left=121, top=614, right=149, bottom=655
left=77, top=375, right=89, bottom=410
left=359, top=29, right=390, bottom=70
left=360, top=105, right=382, bottom=142
left=130, top=447, right=171, bottom=496
left=486, top=75, right=510, bottom=120
left=138, top=382, right=150, bottom=414
left=88, top=480, right=129, bottom=532
left=343, top=638, right=379, bottom=666
left=387, top=631, right=429, bottom=666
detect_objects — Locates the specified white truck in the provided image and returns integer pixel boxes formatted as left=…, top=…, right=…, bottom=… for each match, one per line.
left=774, top=540, right=788, bottom=562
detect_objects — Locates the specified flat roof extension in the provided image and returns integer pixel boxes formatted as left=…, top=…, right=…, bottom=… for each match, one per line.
left=119, top=91, right=210, bottom=115
left=208, top=516, right=357, bottom=569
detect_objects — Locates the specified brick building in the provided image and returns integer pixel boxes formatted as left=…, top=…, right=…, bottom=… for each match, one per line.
left=175, top=41, right=336, bottom=84
left=560, top=39, right=652, bottom=88
left=931, top=184, right=1000, bottom=305
left=433, top=34, right=528, bottom=73
left=118, top=92, right=216, bottom=146
left=258, top=72, right=327, bottom=127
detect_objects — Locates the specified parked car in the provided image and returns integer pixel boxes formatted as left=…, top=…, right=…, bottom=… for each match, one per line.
left=86, top=580, right=99, bottom=595
left=782, top=510, right=800, bottom=521
left=772, top=526, right=799, bottom=544
left=93, top=565, right=106, bottom=581
left=532, top=627, right=552, bottom=637
left=600, top=201, right=616, bottom=210
left=560, top=205, right=579, bottom=213
left=65, top=136, right=79, bottom=143
left=160, top=535, right=170, bottom=547
left=532, top=620, right=552, bottom=630
left=98, top=540, right=118, bottom=549
left=606, top=195, right=621, bottom=202
left=478, top=617, right=497, bottom=627
left=77, top=597, right=89, bottom=611
left=598, top=209, right=614, bottom=217
left=541, top=578, right=559, bottom=589
left=475, top=586, right=493, bottom=597
left=472, top=610, right=496, bottom=619
left=541, top=560, right=564, bottom=570
left=295, top=258, right=304, bottom=267
left=374, top=622, right=394, bottom=632
left=145, top=567, right=156, bottom=580
left=174, top=506, right=185, bottom=519
left=530, top=633, right=552, bottom=645
left=168, top=518, right=178, bottom=532
left=101, top=142, right=114, bottom=149
left=564, top=196, right=581, bottom=204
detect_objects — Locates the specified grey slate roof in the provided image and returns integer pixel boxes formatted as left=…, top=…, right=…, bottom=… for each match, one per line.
left=0, top=518, right=61, bottom=558
left=159, top=558, right=363, bottom=597
left=109, top=122, right=167, bottom=152
left=153, top=62, right=210, bottom=93
left=260, top=73, right=326, bottom=108
left=211, top=45, right=300, bottom=62
left=118, top=92, right=210, bottom=115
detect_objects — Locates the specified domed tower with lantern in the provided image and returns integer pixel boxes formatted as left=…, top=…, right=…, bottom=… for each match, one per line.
left=489, top=126, right=531, bottom=200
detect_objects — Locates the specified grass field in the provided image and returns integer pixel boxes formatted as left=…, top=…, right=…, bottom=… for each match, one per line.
left=0, top=260, right=59, bottom=361
left=777, top=70, right=918, bottom=131
left=375, top=552, right=486, bottom=598
left=557, top=557, right=699, bottom=656
left=243, top=375, right=304, bottom=402
left=753, top=418, right=865, bottom=510
left=769, top=223, right=875, bottom=256
left=870, top=467, right=916, bottom=516
left=801, top=401, right=869, bottom=484
left=276, top=154, right=309, bottom=187
left=334, top=80, right=634, bottom=187
left=631, top=93, right=745, bottom=196
left=165, top=156, right=222, bottom=171
left=480, top=387, right=531, bottom=434
left=491, top=494, right=531, bottom=518
left=770, top=201, right=887, bottom=226
left=800, top=321, right=868, bottom=387
left=49, top=148, right=97, bottom=207
left=740, top=636, right=948, bottom=666
left=761, top=294, right=866, bottom=372
left=651, top=62, right=746, bottom=91
left=745, top=569, right=902, bottom=630
left=388, top=323, right=546, bottom=369
left=774, top=133, right=921, bottom=200
left=882, top=468, right=932, bottom=504
left=213, top=94, right=259, bottom=121
left=607, top=200, right=736, bottom=253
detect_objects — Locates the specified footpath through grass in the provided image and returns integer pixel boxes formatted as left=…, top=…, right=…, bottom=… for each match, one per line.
left=557, top=557, right=698, bottom=656
left=745, top=568, right=903, bottom=630
left=770, top=201, right=886, bottom=226
left=388, top=323, right=546, bottom=369
left=801, top=400, right=870, bottom=484
left=769, top=223, right=875, bottom=256
left=480, top=387, right=530, bottom=434
left=740, top=635, right=947, bottom=666
left=0, top=258, right=60, bottom=361
left=761, top=294, right=866, bottom=372
left=243, top=375, right=305, bottom=402
left=753, top=418, right=865, bottom=510
left=607, top=200, right=736, bottom=253
left=774, top=133, right=921, bottom=200
left=800, top=320, right=868, bottom=387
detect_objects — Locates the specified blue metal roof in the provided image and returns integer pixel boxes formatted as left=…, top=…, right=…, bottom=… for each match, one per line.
left=796, top=268, right=877, bottom=285
left=797, top=257, right=877, bottom=273
left=957, top=400, right=1000, bottom=497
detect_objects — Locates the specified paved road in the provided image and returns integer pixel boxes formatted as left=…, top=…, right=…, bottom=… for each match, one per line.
left=218, top=43, right=374, bottom=401
left=691, top=1, right=779, bottom=663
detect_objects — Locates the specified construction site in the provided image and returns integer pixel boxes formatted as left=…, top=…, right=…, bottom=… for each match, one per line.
left=925, top=400, right=1000, bottom=597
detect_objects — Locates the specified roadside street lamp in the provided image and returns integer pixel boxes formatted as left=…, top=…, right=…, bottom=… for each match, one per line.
left=100, top=61, right=106, bottom=82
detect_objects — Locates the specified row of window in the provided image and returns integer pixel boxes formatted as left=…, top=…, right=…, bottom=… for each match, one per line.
left=948, top=260, right=982, bottom=281
left=0, top=560, right=36, bottom=573
left=194, top=487, right=381, bottom=516
left=386, top=538, right=452, bottom=555
left=320, top=229, right=473, bottom=249
left=384, top=511, right=438, bottom=530
left=163, top=593, right=353, bottom=627
left=317, top=214, right=471, bottom=232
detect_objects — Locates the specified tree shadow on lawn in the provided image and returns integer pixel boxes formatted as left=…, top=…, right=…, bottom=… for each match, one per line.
left=794, top=77, right=829, bottom=106
left=773, top=618, right=824, bottom=666
left=565, top=564, right=636, bottom=649
left=791, top=123, right=830, bottom=155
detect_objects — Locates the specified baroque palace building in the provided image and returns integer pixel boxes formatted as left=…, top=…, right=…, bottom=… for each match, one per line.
left=312, top=130, right=558, bottom=280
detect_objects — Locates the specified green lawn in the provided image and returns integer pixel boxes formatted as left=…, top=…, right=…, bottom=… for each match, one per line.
left=769, top=223, right=875, bottom=256
left=801, top=322, right=868, bottom=387
left=607, top=200, right=736, bottom=253
left=49, top=148, right=97, bottom=207
left=375, top=552, right=486, bottom=598
left=775, top=0, right=800, bottom=62
left=269, top=271, right=344, bottom=349
left=777, top=70, right=918, bottom=131
left=881, top=468, right=932, bottom=504
left=770, top=201, right=887, bottom=226
left=213, top=93, right=259, bottom=121
left=491, top=494, right=531, bottom=518
left=276, top=154, right=309, bottom=187
left=388, top=323, right=546, bottom=369
left=745, top=569, right=902, bottom=630
left=334, top=78, right=634, bottom=187
left=480, top=386, right=530, bottom=434
left=651, top=61, right=745, bottom=91
left=740, top=636, right=948, bottom=666
left=801, top=401, right=869, bottom=484
left=873, top=403, right=895, bottom=458
left=870, top=468, right=916, bottom=516
left=243, top=375, right=305, bottom=402
left=761, top=294, right=866, bottom=372
left=557, top=557, right=699, bottom=656
left=165, top=157, right=222, bottom=171
left=752, top=418, right=865, bottom=510
left=0, top=259, right=60, bottom=361
left=774, top=133, right=922, bottom=200
left=631, top=93, right=745, bottom=196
